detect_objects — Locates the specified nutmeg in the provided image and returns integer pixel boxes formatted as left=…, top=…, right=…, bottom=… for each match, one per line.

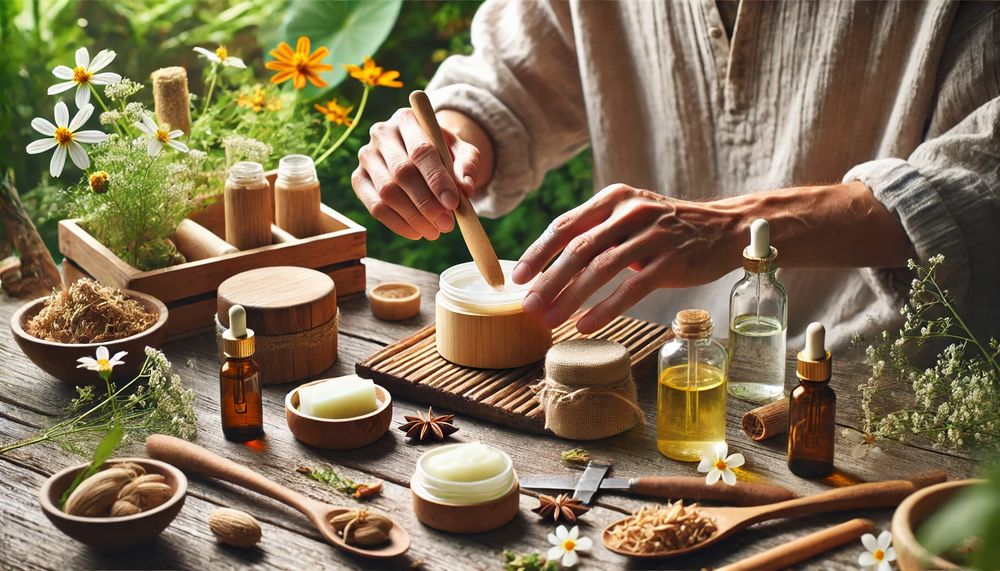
left=208, top=508, right=262, bottom=548
left=64, top=467, right=135, bottom=517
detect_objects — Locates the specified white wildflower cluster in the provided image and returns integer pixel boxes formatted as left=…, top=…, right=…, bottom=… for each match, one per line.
left=104, top=77, right=144, bottom=102
left=223, top=134, right=271, bottom=165
left=857, top=255, right=1000, bottom=456
left=140, top=347, right=198, bottom=440
left=99, top=102, right=146, bottom=127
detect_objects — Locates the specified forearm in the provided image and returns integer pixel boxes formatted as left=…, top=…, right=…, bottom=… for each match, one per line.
left=722, top=182, right=916, bottom=269
left=437, top=109, right=496, bottom=190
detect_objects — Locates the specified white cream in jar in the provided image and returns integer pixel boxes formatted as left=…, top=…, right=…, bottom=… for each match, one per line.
left=412, top=442, right=516, bottom=505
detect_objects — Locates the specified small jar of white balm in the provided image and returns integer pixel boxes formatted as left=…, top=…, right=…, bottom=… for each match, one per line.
left=411, top=442, right=520, bottom=533
left=435, top=260, right=552, bottom=368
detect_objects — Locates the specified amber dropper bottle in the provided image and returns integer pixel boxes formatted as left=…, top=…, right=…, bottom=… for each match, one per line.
left=787, top=322, right=835, bottom=478
left=220, top=304, right=264, bottom=442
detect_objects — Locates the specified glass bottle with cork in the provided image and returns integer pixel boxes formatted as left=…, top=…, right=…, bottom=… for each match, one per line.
left=220, top=304, right=264, bottom=442
left=657, top=309, right=729, bottom=461
left=728, top=218, right=788, bottom=404
left=787, top=322, right=835, bottom=478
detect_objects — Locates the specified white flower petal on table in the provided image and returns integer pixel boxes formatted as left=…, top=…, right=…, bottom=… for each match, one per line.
left=96, top=347, right=110, bottom=360
left=50, top=145, right=67, bottom=177
left=706, top=468, right=721, bottom=485
left=31, top=117, right=56, bottom=136
left=90, top=72, right=122, bottom=85
left=697, top=457, right=713, bottom=473
left=555, top=525, right=568, bottom=540
left=885, top=547, right=896, bottom=561
left=721, top=468, right=737, bottom=486
left=726, top=453, right=745, bottom=469
left=75, top=84, right=91, bottom=108
left=224, top=56, right=246, bottom=68
left=859, top=551, right=876, bottom=566
left=48, top=81, right=76, bottom=95
left=861, top=533, right=878, bottom=552
left=76, top=356, right=99, bottom=370
left=69, top=104, right=94, bottom=130
left=877, top=531, right=892, bottom=550
left=575, top=536, right=593, bottom=551
left=67, top=141, right=89, bottom=170
left=109, top=351, right=127, bottom=365
left=562, top=550, right=579, bottom=568
left=713, top=442, right=728, bottom=459
left=546, top=545, right=563, bottom=561
left=167, top=139, right=189, bottom=153
left=147, top=137, right=163, bottom=157
left=52, top=65, right=75, bottom=79
left=89, top=49, right=116, bottom=72
left=567, top=526, right=579, bottom=540
left=75, top=47, right=90, bottom=68
left=26, top=138, right=57, bottom=154
left=74, top=130, right=107, bottom=144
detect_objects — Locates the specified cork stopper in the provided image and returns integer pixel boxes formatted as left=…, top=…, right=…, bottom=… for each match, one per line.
left=672, top=309, right=714, bottom=340
left=545, top=339, right=631, bottom=388
left=797, top=322, right=831, bottom=382
left=223, top=305, right=255, bottom=358
left=151, top=67, right=192, bottom=135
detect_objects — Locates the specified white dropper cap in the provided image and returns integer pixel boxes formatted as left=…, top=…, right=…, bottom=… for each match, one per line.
left=749, top=218, right=771, bottom=258
left=803, top=322, right=826, bottom=360
left=229, top=304, right=248, bottom=339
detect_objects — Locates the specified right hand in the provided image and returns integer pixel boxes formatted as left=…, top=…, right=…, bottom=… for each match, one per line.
left=352, top=108, right=482, bottom=240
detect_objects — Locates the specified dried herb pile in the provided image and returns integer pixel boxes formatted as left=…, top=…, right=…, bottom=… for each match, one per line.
left=25, top=279, right=156, bottom=343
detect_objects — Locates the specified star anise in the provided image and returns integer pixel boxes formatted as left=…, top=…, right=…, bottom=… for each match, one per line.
left=531, top=493, right=590, bottom=523
left=398, top=407, right=458, bottom=442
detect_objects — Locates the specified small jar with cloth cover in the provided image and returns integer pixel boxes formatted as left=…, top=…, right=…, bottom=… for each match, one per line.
left=535, top=339, right=644, bottom=440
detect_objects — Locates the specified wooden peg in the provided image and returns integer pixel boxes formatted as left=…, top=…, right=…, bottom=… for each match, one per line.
left=408, top=90, right=505, bottom=288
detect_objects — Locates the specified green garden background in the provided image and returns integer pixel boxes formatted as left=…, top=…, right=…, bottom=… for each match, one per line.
left=0, top=0, right=593, bottom=274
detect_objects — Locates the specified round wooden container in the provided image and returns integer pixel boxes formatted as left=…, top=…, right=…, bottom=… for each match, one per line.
left=285, top=381, right=393, bottom=450
left=216, top=267, right=338, bottom=384
left=411, top=480, right=520, bottom=534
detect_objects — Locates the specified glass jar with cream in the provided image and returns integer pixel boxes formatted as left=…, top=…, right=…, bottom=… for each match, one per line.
left=435, top=260, right=552, bottom=368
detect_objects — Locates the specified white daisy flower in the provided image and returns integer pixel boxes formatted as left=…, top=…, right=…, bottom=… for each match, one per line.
left=193, top=45, right=246, bottom=69
left=48, top=47, right=122, bottom=108
left=546, top=525, right=591, bottom=568
left=697, top=442, right=745, bottom=486
left=134, top=113, right=189, bottom=156
left=76, top=346, right=127, bottom=374
left=858, top=530, right=896, bottom=571
left=25, top=102, right=107, bottom=177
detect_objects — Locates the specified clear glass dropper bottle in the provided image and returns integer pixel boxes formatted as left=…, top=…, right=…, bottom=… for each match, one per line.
left=728, top=218, right=788, bottom=403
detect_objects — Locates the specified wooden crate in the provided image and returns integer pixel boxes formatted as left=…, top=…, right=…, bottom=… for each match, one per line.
left=59, top=174, right=366, bottom=339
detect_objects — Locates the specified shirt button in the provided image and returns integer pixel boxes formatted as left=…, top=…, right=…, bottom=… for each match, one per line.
left=709, top=26, right=723, bottom=39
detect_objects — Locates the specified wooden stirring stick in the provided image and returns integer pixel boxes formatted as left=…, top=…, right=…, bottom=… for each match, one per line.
left=408, top=90, right=505, bottom=288
left=717, top=518, right=874, bottom=571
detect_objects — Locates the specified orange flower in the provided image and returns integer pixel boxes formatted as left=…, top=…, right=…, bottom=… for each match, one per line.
left=237, top=85, right=282, bottom=113
left=265, top=36, right=333, bottom=90
left=313, top=98, right=353, bottom=126
left=344, top=57, right=403, bottom=88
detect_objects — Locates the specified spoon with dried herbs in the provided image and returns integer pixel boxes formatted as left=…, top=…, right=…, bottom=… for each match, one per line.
left=602, top=473, right=947, bottom=559
left=146, top=434, right=410, bottom=559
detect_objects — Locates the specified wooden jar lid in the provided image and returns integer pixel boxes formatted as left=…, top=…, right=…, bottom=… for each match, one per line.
left=545, top=339, right=631, bottom=387
left=217, top=266, right=337, bottom=335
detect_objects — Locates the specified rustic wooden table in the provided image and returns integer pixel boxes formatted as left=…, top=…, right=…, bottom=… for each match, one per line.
left=0, top=258, right=975, bottom=570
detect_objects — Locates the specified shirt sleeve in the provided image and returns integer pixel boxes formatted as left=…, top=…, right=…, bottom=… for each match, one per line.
left=426, top=0, right=589, bottom=218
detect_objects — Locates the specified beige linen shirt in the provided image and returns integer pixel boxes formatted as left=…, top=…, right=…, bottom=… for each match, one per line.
left=428, top=0, right=1000, bottom=350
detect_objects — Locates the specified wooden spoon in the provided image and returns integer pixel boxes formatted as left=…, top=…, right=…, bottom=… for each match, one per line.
left=408, top=90, right=505, bottom=288
left=146, top=435, right=410, bottom=559
left=602, top=471, right=947, bottom=559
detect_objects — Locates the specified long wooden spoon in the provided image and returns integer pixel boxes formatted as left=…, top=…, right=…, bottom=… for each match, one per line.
left=602, top=471, right=946, bottom=559
left=408, top=90, right=505, bottom=288
left=146, top=435, right=410, bottom=559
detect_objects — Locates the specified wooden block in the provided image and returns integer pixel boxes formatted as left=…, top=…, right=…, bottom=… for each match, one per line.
left=217, top=266, right=337, bottom=335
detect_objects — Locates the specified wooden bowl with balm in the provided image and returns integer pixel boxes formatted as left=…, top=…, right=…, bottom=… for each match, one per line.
left=436, top=260, right=551, bottom=368
left=411, top=442, right=520, bottom=534
left=285, top=375, right=393, bottom=450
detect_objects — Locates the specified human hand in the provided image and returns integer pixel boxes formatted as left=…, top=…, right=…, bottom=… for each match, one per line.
left=352, top=107, right=482, bottom=240
left=512, top=184, right=743, bottom=333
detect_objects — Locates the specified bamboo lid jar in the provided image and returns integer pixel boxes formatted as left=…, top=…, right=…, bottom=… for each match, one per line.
left=216, top=266, right=338, bottom=384
left=435, top=260, right=551, bottom=369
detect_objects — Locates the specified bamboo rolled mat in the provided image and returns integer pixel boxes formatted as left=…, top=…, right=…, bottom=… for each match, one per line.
left=355, top=315, right=673, bottom=434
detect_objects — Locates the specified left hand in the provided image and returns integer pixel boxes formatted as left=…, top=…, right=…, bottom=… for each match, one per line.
left=512, top=184, right=743, bottom=333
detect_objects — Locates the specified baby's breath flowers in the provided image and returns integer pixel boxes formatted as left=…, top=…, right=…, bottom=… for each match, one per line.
left=135, top=113, right=189, bottom=156
left=25, top=102, right=107, bottom=177
left=47, top=47, right=121, bottom=108
left=223, top=134, right=271, bottom=166
left=266, top=36, right=333, bottom=89
left=104, top=78, right=143, bottom=102
left=857, top=255, right=1000, bottom=455
left=697, top=443, right=745, bottom=486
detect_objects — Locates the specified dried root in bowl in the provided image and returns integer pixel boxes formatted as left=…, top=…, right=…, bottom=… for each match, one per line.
left=606, top=501, right=718, bottom=554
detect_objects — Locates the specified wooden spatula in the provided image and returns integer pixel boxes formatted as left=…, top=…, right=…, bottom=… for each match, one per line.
left=408, top=90, right=505, bottom=288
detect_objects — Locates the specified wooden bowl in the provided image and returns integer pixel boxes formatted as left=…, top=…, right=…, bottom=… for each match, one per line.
left=412, top=480, right=520, bottom=534
left=368, top=282, right=421, bottom=321
left=38, top=457, right=187, bottom=550
left=10, top=290, right=168, bottom=386
left=285, top=381, right=393, bottom=449
left=892, top=479, right=980, bottom=570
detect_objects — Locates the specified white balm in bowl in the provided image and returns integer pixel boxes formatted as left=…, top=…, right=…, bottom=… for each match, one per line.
left=412, top=442, right=516, bottom=505
left=435, top=260, right=552, bottom=368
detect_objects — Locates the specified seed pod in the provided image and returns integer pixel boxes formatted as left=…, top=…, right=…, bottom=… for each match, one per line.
left=208, top=508, right=262, bottom=548
left=363, top=513, right=394, bottom=533
left=117, top=474, right=173, bottom=511
left=330, top=510, right=360, bottom=532
left=110, top=499, right=142, bottom=517
left=64, top=467, right=135, bottom=517
left=110, top=462, right=147, bottom=478
left=348, top=525, right=388, bottom=547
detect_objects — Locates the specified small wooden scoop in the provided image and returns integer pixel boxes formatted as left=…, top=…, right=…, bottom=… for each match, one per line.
left=603, top=470, right=946, bottom=559
left=408, top=90, right=505, bottom=288
left=146, top=435, right=410, bottom=559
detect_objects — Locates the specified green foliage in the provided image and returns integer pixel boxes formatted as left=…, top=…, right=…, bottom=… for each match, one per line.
left=59, top=423, right=124, bottom=508
left=503, top=550, right=558, bottom=571
left=919, top=465, right=1000, bottom=569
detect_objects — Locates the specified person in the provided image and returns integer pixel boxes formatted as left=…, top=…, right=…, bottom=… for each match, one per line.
left=352, top=0, right=1000, bottom=350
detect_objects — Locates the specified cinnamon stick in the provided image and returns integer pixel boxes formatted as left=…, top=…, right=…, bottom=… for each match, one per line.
left=717, top=518, right=874, bottom=571
left=742, top=398, right=789, bottom=441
